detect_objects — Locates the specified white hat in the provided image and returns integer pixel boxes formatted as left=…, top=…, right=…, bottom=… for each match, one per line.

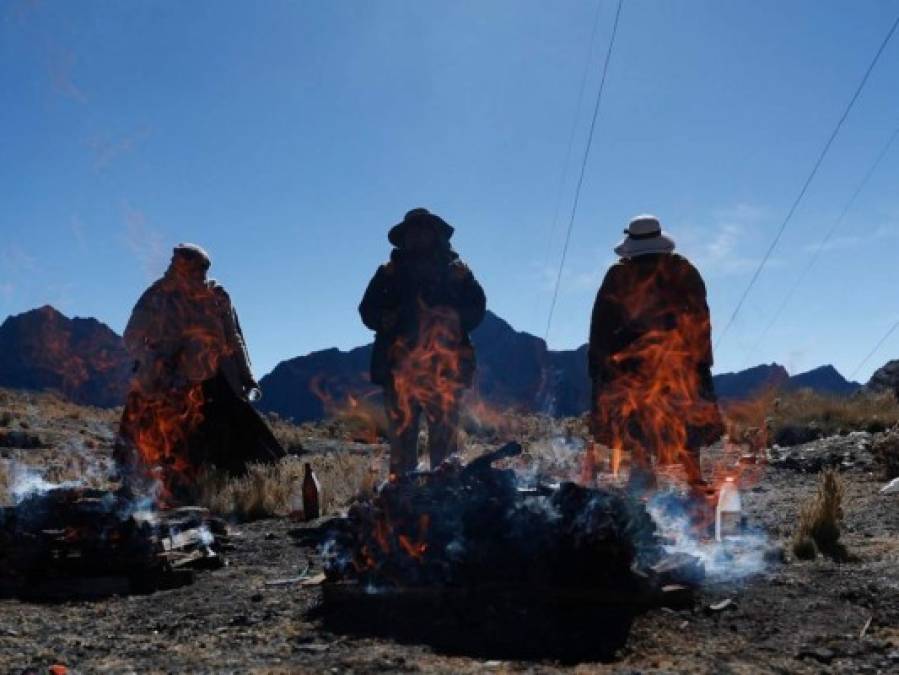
left=614, top=214, right=676, bottom=258
left=172, top=243, right=212, bottom=269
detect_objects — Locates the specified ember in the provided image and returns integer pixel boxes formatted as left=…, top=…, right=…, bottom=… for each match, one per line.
left=0, top=486, right=227, bottom=600
left=323, top=442, right=701, bottom=594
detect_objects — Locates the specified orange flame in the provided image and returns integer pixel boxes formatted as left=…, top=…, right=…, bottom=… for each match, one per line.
left=118, top=273, right=236, bottom=504
left=309, top=375, right=383, bottom=443
left=590, top=257, right=726, bottom=495
left=593, top=313, right=723, bottom=480
left=388, top=303, right=468, bottom=436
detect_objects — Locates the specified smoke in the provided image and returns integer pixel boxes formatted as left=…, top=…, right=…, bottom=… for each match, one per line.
left=87, top=127, right=152, bottom=171
left=122, top=203, right=167, bottom=279
left=48, top=47, right=87, bottom=104
left=9, top=465, right=82, bottom=505
left=648, top=490, right=770, bottom=581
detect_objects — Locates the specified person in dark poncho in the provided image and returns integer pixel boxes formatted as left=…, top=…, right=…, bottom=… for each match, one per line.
left=588, top=215, right=724, bottom=492
left=115, top=244, right=284, bottom=499
left=360, top=209, right=486, bottom=475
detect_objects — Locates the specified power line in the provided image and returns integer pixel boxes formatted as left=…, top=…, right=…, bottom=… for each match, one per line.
left=715, top=12, right=899, bottom=351
left=540, top=0, right=604, bottom=278
left=743, top=120, right=899, bottom=364
left=851, top=317, right=899, bottom=381
left=544, top=0, right=624, bottom=342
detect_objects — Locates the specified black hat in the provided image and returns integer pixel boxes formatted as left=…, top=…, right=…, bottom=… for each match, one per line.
left=388, top=208, right=455, bottom=247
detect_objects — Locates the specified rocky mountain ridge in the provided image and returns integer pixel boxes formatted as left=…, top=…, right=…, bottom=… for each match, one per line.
left=0, top=306, right=873, bottom=417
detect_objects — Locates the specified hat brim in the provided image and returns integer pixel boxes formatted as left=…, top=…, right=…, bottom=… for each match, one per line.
left=614, top=231, right=676, bottom=258
left=388, top=217, right=455, bottom=247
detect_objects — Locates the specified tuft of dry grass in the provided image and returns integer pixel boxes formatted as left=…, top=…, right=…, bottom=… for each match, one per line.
left=792, top=468, right=847, bottom=561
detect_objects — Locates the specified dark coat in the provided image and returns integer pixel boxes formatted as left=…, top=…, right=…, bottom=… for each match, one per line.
left=588, top=252, right=722, bottom=450
left=359, top=247, right=486, bottom=387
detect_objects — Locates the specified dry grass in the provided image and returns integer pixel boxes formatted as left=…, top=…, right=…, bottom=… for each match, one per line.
left=196, top=449, right=387, bottom=521
left=792, top=468, right=847, bottom=561
left=724, top=389, right=899, bottom=448
left=873, top=432, right=899, bottom=479
left=0, top=387, right=120, bottom=428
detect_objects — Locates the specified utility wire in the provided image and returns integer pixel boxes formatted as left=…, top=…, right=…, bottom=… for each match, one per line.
left=743, top=120, right=899, bottom=364
left=851, top=317, right=899, bottom=381
left=544, top=0, right=624, bottom=342
left=715, top=12, right=899, bottom=351
left=540, top=0, right=604, bottom=279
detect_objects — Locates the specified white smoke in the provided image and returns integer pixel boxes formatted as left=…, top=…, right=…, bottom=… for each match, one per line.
left=9, top=465, right=82, bottom=504
left=648, top=490, right=770, bottom=581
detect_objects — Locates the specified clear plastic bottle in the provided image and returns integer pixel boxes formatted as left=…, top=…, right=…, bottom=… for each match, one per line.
left=715, top=477, right=742, bottom=541
left=302, top=463, right=322, bottom=522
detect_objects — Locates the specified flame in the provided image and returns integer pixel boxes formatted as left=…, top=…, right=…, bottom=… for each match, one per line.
left=309, top=375, right=383, bottom=443
left=388, top=303, right=468, bottom=437
left=118, top=272, right=236, bottom=505
left=356, top=507, right=431, bottom=572
left=593, top=313, right=723, bottom=480
left=590, top=258, right=726, bottom=496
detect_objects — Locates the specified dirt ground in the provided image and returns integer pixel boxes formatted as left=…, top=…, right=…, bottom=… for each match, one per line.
left=1, top=388, right=899, bottom=673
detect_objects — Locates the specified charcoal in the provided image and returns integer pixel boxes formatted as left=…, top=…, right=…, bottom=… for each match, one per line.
left=323, top=442, right=680, bottom=593
left=0, top=487, right=227, bottom=598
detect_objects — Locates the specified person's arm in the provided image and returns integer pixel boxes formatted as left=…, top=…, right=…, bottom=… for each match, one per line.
left=449, top=261, right=486, bottom=332
left=681, top=263, right=713, bottom=369
left=359, top=265, right=396, bottom=332
left=213, top=284, right=259, bottom=397
left=588, top=267, right=620, bottom=382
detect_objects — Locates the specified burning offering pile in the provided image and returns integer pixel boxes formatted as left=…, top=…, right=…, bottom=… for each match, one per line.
left=0, top=486, right=228, bottom=600
left=323, top=442, right=703, bottom=600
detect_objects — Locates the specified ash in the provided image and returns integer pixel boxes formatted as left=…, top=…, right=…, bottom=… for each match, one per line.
left=324, top=442, right=671, bottom=591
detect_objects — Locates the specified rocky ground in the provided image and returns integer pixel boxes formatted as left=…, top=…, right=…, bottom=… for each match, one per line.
left=0, top=388, right=898, bottom=673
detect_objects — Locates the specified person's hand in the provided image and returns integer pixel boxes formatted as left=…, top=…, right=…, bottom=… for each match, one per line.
left=247, top=383, right=262, bottom=402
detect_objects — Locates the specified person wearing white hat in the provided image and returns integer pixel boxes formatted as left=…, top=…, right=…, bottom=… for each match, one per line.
left=613, top=214, right=676, bottom=258
left=588, top=215, right=723, bottom=493
left=115, top=244, right=285, bottom=499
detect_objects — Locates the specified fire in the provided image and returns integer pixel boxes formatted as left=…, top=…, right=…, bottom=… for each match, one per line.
left=118, top=274, right=236, bottom=505
left=119, top=383, right=205, bottom=501
left=309, top=375, right=383, bottom=443
left=388, top=303, right=469, bottom=437
left=592, top=312, right=723, bottom=482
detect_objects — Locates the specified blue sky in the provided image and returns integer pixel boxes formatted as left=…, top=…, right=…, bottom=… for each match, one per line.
left=2, top=0, right=898, bottom=383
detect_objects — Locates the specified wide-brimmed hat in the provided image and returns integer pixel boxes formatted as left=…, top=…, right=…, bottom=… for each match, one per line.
left=614, top=215, right=675, bottom=258
left=388, top=208, right=455, bottom=247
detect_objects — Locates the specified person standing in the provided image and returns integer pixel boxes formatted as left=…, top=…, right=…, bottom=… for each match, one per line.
left=588, top=215, right=723, bottom=491
left=116, top=244, right=284, bottom=498
left=360, top=209, right=486, bottom=475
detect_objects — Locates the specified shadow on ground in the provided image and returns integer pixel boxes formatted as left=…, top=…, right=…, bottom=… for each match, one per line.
left=312, top=592, right=635, bottom=663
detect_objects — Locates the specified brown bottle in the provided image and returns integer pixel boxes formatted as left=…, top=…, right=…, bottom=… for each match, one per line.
left=302, top=463, right=321, bottom=522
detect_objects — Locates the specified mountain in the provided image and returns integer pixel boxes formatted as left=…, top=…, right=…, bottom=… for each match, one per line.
left=712, top=364, right=790, bottom=400
left=257, top=311, right=591, bottom=424
left=710, top=363, right=861, bottom=400
left=866, top=360, right=899, bottom=396
left=0, top=304, right=873, bottom=417
left=259, top=312, right=875, bottom=422
left=787, top=365, right=861, bottom=396
left=258, top=344, right=376, bottom=424
left=0, top=306, right=131, bottom=407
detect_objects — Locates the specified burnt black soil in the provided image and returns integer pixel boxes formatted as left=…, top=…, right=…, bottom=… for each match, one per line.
left=0, top=395, right=898, bottom=672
